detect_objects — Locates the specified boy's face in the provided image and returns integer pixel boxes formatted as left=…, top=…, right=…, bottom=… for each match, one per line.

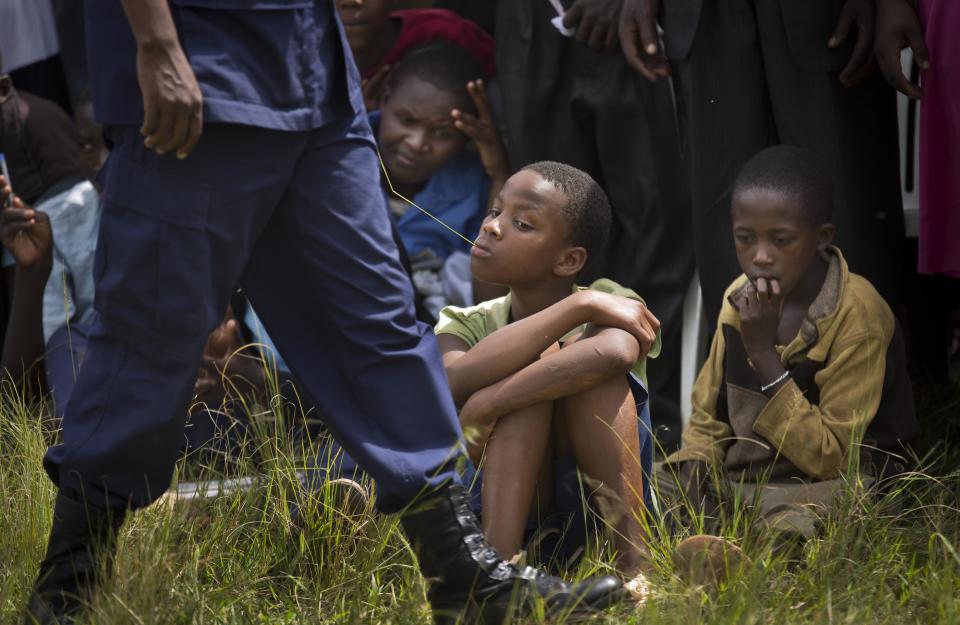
left=378, top=76, right=467, bottom=188
left=471, top=170, right=585, bottom=287
left=75, top=100, right=107, bottom=182
left=336, top=0, right=394, bottom=55
left=731, top=188, right=834, bottom=299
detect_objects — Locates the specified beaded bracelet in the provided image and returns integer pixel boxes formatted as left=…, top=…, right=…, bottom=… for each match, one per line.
left=760, top=370, right=790, bottom=393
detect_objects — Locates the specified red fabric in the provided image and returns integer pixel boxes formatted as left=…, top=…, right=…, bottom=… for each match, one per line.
left=361, top=9, right=495, bottom=81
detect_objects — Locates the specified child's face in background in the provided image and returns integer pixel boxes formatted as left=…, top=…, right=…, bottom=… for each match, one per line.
left=378, top=76, right=468, bottom=189
left=75, top=100, right=107, bottom=182
left=731, top=188, right=833, bottom=299
left=471, top=169, right=578, bottom=287
left=336, top=0, right=393, bottom=55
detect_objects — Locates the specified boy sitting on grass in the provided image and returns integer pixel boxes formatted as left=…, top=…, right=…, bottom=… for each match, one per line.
left=435, top=161, right=661, bottom=589
left=374, top=42, right=509, bottom=318
left=657, top=145, right=917, bottom=570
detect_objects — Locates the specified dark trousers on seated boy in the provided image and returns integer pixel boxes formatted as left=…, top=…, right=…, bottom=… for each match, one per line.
left=652, top=461, right=875, bottom=540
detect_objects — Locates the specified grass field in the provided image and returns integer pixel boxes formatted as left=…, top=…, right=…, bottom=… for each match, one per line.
left=2, top=379, right=959, bottom=625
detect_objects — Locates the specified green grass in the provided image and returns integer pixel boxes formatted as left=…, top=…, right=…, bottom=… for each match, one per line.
left=2, top=376, right=960, bottom=625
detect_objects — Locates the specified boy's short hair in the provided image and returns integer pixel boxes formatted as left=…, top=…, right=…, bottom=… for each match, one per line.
left=521, top=161, right=611, bottom=263
left=385, top=42, right=482, bottom=115
left=732, top=145, right=834, bottom=225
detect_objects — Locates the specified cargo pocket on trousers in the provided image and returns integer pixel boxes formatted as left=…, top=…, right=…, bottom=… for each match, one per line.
left=98, top=155, right=213, bottom=338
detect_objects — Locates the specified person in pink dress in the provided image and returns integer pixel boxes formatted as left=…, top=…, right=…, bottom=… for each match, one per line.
left=876, top=0, right=960, bottom=278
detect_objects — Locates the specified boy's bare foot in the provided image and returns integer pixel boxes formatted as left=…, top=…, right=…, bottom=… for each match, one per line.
left=673, top=535, right=751, bottom=588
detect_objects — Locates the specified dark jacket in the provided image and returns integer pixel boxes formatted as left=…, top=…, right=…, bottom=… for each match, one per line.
left=662, top=0, right=854, bottom=72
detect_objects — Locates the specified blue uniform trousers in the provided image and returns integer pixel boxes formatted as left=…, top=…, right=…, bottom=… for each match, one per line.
left=44, top=111, right=465, bottom=513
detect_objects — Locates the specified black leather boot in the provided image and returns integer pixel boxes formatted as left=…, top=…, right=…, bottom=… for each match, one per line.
left=22, top=494, right=126, bottom=625
left=400, top=483, right=624, bottom=624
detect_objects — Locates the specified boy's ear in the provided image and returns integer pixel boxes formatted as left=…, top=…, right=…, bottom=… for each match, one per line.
left=817, top=223, right=836, bottom=250
left=553, top=245, right=588, bottom=279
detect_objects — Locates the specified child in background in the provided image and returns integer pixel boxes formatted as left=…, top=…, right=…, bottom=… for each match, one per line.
left=374, top=43, right=508, bottom=318
left=436, top=161, right=660, bottom=593
left=335, top=0, right=494, bottom=111
left=0, top=83, right=100, bottom=399
left=657, top=146, right=917, bottom=572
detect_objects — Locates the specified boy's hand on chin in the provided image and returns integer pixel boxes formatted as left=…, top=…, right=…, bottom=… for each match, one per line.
left=581, top=290, right=660, bottom=359
left=736, top=278, right=782, bottom=358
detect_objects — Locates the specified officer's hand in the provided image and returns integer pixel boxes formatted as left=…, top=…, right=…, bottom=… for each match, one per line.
left=828, top=0, right=877, bottom=87
left=619, top=0, right=670, bottom=81
left=875, top=0, right=929, bottom=99
left=563, top=0, right=624, bottom=52
left=451, top=80, right=509, bottom=182
left=0, top=177, right=53, bottom=272
left=137, top=40, right=204, bottom=159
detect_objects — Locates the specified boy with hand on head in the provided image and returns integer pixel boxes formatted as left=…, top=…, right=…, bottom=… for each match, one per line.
left=658, top=146, right=917, bottom=567
left=436, top=161, right=661, bottom=592
left=375, top=43, right=509, bottom=317
left=335, top=0, right=494, bottom=111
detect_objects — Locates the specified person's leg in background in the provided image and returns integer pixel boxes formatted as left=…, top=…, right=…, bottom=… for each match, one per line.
left=754, top=0, right=905, bottom=309
left=588, top=56, right=693, bottom=453
left=673, top=0, right=776, bottom=334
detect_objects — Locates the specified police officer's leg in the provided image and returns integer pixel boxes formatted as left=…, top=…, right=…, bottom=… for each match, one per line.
left=239, top=114, right=624, bottom=624
left=675, top=0, right=776, bottom=333
left=26, top=124, right=301, bottom=624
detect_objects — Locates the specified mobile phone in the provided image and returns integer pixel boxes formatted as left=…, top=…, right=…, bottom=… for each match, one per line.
left=0, top=153, right=11, bottom=207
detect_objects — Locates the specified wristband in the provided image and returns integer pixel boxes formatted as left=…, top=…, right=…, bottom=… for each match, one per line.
left=760, top=370, right=790, bottom=393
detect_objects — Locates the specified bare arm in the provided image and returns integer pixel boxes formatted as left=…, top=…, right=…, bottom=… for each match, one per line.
left=1, top=264, right=49, bottom=385
left=439, top=289, right=658, bottom=405
left=120, top=0, right=204, bottom=158
left=0, top=181, right=52, bottom=390
left=461, top=326, right=639, bottom=426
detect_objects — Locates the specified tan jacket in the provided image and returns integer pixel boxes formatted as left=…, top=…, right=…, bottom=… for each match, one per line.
left=667, top=247, right=916, bottom=481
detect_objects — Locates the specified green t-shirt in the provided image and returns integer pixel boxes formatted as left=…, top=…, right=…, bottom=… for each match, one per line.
left=434, top=278, right=661, bottom=385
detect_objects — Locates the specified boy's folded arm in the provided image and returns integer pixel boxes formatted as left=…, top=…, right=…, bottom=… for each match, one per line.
left=438, top=293, right=596, bottom=404
left=459, top=326, right=641, bottom=426
left=752, top=334, right=888, bottom=481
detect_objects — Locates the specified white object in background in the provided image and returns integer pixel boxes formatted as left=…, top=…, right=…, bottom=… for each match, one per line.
left=897, top=48, right=921, bottom=239
left=547, top=0, right=576, bottom=36
left=680, top=272, right=703, bottom=432
left=0, top=0, right=59, bottom=73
